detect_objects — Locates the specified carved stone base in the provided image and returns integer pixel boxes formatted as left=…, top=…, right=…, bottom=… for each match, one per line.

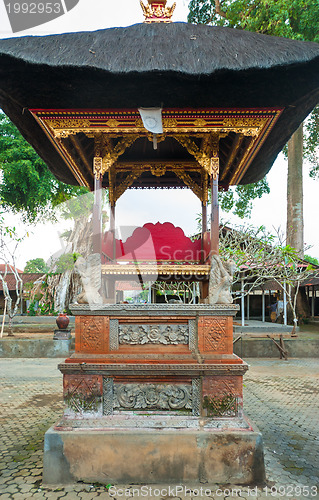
left=46, top=303, right=265, bottom=486
left=43, top=417, right=265, bottom=485
left=53, top=329, right=71, bottom=340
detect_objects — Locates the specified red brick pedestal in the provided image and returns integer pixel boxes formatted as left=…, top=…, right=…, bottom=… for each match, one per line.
left=43, top=304, right=265, bottom=485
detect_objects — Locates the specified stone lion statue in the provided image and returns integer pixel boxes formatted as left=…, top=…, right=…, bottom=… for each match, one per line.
left=75, top=253, right=104, bottom=306
left=208, top=255, right=235, bottom=305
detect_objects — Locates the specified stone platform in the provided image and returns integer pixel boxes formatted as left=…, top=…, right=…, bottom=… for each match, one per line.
left=43, top=415, right=265, bottom=485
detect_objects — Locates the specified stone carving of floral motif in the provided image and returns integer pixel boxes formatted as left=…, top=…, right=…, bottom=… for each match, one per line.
left=113, top=383, right=192, bottom=411
left=118, top=324, right=189, bottom=345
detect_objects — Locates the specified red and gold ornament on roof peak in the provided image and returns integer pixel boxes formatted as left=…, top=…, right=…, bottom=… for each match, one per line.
left=140, top=0, right=176, bottom=23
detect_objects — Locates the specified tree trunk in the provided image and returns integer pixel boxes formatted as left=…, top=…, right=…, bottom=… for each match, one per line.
left=287, top=124, right=304, bottom=257
left=287, top=124, right=308, bottom=330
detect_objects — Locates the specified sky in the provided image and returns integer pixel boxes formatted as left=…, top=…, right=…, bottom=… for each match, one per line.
left=0, top=0, right=318, bottom=268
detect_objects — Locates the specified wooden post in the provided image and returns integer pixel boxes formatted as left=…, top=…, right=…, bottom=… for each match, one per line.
left=201, top=201, right=207, bottom=263
left=262, top=289, right=265, bottom=323
left=247, top=292, right=250, bottom=321
left=312, top=285, right=315, bottom=318
left=241, top=278, right=245, bottom=327
left=110, top=203, right=116, bottom=261
left=283, top=284, right=287, bottom=326
left=210, top=134, right=220, bottom=257
left=92, top=175, right=102, bottom=256
left=210, top=172, right=219, bottom=256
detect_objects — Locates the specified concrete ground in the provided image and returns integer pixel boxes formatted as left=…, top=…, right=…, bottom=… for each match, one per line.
left=0, top=358, right=318, bottom=499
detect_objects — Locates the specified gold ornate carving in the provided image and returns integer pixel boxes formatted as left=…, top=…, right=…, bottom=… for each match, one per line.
left=31, top=108, right=282, bottom=192
left=163, top=117, right=178, bottom=128
left=174, top=133, right=220, bottom=176
left=93, top=157, right=103, bottom=180
left=101, top=263, right=210, bottom=276
left=116, top=161, right=200, bottom=172
left=114, top=166, right=144, bottom=202
left=48, top=118, right=91, bottom=129
left=174, top=135, right=211, bottom=174
left=54, top=130, right=78, bottom=139
left=222, top=117, right=264, bottom=128
left=106, top=119, right=120, bottom=128
left=146, top=133, right=166, bottom=144
left=211, top=159, right=219, bottom=180
left=134, top=117, right=144, bottom=128
left=174, top=169, right=203, bottom=201
left=140, top=0, right=176, bottom=23
left=108, top=167, right=116, bottom=206
left=202, top=171, right=209, bottom=204
left=211, top=133, right=219, bottom=180
left=193, top=118, right=207, bottom=128
left=150, top=165, right=167, bottom=177
left=100, top=134, right=140, bottom=176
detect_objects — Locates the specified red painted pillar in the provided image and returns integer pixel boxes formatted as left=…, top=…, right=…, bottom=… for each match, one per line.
left=201, top=201, right=207, bottom=263
left=210, top=171, right=219, bottom=256
left=110, top=203, right=116, bottom=261
left=92, top=175, right=102, bottom=256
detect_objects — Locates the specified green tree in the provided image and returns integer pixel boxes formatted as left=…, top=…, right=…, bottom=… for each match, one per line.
left=188, top=0, right=319, bottom=244
left=0, top=113, right=88, bottom=222
left=53, top=252, right=82, bottom=274
left=24, top=258, right=49, bottom=273
left=219, top=178, right=270, bottom=219
left=188, top=0, right=319, bottom=41
left=304, top=254, right=319, bottom=266
left=0, top=213, right=24, bottom=336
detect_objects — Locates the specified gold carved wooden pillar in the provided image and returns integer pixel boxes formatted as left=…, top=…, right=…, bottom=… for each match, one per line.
left=93, top=148, right=103, bottom=257
left=201, top=170, right=209, bottom=264
left=201, top=201, right=207, bottom=264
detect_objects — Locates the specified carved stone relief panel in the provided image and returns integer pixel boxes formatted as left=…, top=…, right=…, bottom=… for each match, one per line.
left=198, top=316, right=232, bottom=354
left=109, top=319, right=119, bottom=350
left=202, top=375, right=243, bottom=400
left=108, top=319, right=198, bottom=350
left=77, top=316, right=109, bottom=354
left=103, top=378, right=114, bottom=416
left=63, top=374, right=103, bottom=414
left=118, top=323, right=189, bottom=345
left=202, top=375, right=243, bottom=417
left=113, top=383, right=193, bottom=412
left=191, top=378, right=201, bottom=417
left=188, top=320, right=197, bottom=351
left=102, top=379, right=201, bottom=414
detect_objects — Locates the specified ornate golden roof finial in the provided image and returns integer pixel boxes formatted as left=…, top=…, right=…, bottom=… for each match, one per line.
left=140, top=0, right=176, bottom=23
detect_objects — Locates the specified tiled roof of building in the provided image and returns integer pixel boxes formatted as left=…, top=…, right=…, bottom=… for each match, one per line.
left=0, top=273, right=43, bottom=291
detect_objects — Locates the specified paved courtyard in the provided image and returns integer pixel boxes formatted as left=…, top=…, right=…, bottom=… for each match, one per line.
left=0, top=358, right=318, bottom=499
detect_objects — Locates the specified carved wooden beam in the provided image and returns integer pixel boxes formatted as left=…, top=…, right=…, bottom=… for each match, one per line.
left=173, top=169, right=203, bottom=201
left=229, top=136, right=255, bottom=185
left=173, top=135, right=211, bottom=174
left=220, top=133, right=244, bottom=182
left=116, top=160, right=201, bottom=172
left=210, top=132, right=220, bottom=181
left=114, top=166, right=144, bottom=203
left=202, top=171, right=209, bottom=204
left=108, top=166, right=116, bottom=206
left=93, top=133, right=140, bottom=179
left=69, top=135, right=94, bottom=179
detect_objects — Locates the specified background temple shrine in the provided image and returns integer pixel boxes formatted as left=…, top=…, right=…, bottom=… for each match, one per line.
left=0, top=0, right=319, bottom=486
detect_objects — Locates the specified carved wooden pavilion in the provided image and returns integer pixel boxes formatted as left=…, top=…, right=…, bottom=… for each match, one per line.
left=1, top=0, right=319, bottom=485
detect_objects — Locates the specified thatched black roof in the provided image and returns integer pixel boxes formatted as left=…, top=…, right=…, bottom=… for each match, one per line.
left=0, top=22, right=319, bottom=186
